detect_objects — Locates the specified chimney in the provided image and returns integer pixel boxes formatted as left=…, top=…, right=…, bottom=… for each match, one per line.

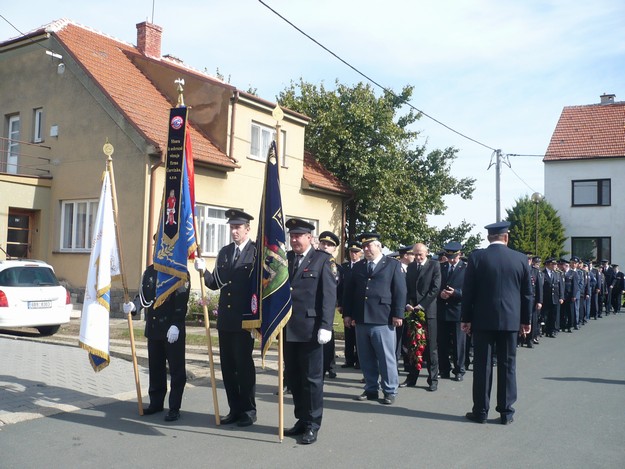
left=136, top=21, right=162, bottom=59
left=600, top=93, right=615, bottom=105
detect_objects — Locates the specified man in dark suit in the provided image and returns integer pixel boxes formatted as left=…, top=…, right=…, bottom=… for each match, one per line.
left=612, top=265, right=624, bottom=314
left=542, top=258, right=563, bottom=337
left=339, top=242, right=363, bottom=368
left=194, top=209, right=257, bottom=427
left=342, top=233, right=406, bottom=405
left=318, top=230, right=341, bottom=380
left=561, top=259, right=579, bottom=332
left=461, top=221, right=532, bottom=425
left=436, top=241, right=467, bottom=381
left=123, top=265, right=190, bottom=422
left=523, top=256, right=543, bottom=347
left=403, top=242, right=441, bottom=391
left=283, top=218, right=336, bottom=445
left=591, top=262, right=604, bottom=319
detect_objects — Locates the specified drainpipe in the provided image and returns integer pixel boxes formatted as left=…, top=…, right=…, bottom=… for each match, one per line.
left=229, top=91, right=239, bottom=162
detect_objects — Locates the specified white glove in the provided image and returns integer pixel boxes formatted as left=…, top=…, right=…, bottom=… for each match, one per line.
left=194, top=258, right=206, bottom=272
left=317, top=328, right=332, bottom=345
left=122, top=302, right=136, bottom=315
left=167, top=325, right=180, bottom=343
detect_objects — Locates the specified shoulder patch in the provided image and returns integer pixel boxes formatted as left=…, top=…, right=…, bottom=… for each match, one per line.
left=329, top=256, right=338, bottom=279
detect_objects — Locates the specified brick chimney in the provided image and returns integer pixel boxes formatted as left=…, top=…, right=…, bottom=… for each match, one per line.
left=600, top=93, right=615, bottom=105
left=136, top=21, right=162, bottom=59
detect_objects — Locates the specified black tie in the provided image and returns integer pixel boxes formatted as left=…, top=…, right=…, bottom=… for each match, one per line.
left=232, top=246, right=240, bottom=267
left=368, top=261, right=374, bottom=276
left=416, top=263, right=422, bottom=274
left=291, top=254, right=303, bottom=279
left=449, top=264, right=454, bottom=276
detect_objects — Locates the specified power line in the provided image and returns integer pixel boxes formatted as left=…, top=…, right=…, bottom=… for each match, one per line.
left=258, top=1, right=496, bottom=152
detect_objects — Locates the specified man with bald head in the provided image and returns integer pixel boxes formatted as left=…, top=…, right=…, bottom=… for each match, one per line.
left=403, top=242, right=441, bottom=391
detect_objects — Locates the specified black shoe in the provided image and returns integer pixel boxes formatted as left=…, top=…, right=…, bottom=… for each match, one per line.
left=354, top=362, right=360, bottom=369
left=220, top=413, right=240, bottom=425
left=427, top=383, right=438, bottom=392
left=526, top=342, right=533, bottom=349
left=284, top=421, right=307, bottom=436
left=453, top=374, right=464, bottom=382
left=532, top=338, right=540, bottom=344
left=237, top=413, right=257, bottom=427
left=164, top=410, right=180, bottom=422
left=142, top=406, right=164, bottom=415
left=341, top=363, right=354, bottom=369
left=399, top=379, right=417, bottom=388
left=327, top=370, right=337, bottom=379
left=465, top=412, right=486, bottom=424
left=359, top=378, right=366, bottom=383
left=381, top=393, right=396, bottom=405
left=300, top=427, right=318, bottom=445
left=355, top=391, right=379, bottom=401
left=501, top=416, right=514, bottom=425
left=439, top=372, right=451, bottom=379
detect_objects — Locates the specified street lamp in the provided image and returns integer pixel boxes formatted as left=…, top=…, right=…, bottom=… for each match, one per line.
left=531, top=192, right=544, bottom=255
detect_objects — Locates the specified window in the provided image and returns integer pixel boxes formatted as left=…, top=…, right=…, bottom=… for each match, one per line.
left=250, top=121, right=287, bottom=166
left=195, top=204, right=232, bottom=256
left=3, top=114, right=20, bottom=174
left=285, top=216, right=319, bottom=250
left=33, top=108, right=43, bottom=143
left=6, top=210, right=33, bottom=258
left=60, top=200, right=98, bottom=251
left=572, top=179, right=610, bottom=206
left=571, top=237, right=610, bottom=263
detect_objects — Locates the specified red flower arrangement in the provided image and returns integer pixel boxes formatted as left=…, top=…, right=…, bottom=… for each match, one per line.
left=404, top=309, right=427, bottom=370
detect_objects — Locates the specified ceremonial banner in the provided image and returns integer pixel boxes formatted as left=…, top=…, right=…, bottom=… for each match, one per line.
left=79, top=170, right=121, bottom=371
left=243, top=141, right=292, bottom=359
left=154, top=107, right=197, bottom=308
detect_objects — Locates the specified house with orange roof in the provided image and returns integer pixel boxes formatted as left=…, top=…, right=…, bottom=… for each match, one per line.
left=0, top=19, right=351, bottom=305
left=544, top=93, right=625, bottom=264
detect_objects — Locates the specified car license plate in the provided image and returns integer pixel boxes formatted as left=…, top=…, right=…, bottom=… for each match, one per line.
left=28, top=301, right=52, bottom=309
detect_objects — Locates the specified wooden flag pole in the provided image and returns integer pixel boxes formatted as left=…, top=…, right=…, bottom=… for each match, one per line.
left=194, top=217, right=221, bottom=425
left=104, top=141, right=144, bottom=415
left=278, top=332, right=284, bottom=441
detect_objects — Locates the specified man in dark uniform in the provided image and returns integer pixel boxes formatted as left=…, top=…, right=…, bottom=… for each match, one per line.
left=124, top=265, right=190, bottom=422
left=561, top=259, right=579, bottom=332
left=523, top=256, right=543, bottom=347
left=436, top=241, right=467, bottom=381
left=542, top=258, right=563, bottom=337
left=340, top=242, right=363, bottom=369
left=461, top=221, right=532, bottom=425
left=283, top=218, right=336, bottom=445
left=193, top=209, right=257, bottom=427
left=603, top=261, right=614, bottom=315
left=591, top=262, right=605, bottom=319
left=611, top=265, right=624, bottom=314
left=342, top=232, right=406, bottom=404
left=403, top=242, right=441, bottom=391
left=317, top=230, right=341, bottom=380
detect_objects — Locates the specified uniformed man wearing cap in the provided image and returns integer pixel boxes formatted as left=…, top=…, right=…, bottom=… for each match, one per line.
left=342, top=233, right=407, bottom=404
left=282, top=218, right=336, bottom=444
left=317, top=230, right=342, bottom=380
left=570, top=256, right=583, bottom=329
left=194, top=209, right=258, bottom=427
left=542, top=258, right=563, bottom=337
left=612, top=264, right=624, bottom=313
left=602, top=260, right=614, bottom=315
left=339, top=242, right=363, bottom=369
left=522, top=256, right=543, bottom=347
left=461, top=221, right=532, bottom=425
left=436, top=241, right=467, bottom=381
left=590, top=262, right=604, bottom=319
left=560, top=258, right=579, bottom=332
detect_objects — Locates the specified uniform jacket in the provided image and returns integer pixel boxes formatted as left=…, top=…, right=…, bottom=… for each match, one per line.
left=436, top=260, right=466, bottom=322
left=406, top=259, right=441, bottom=320
left=132, top=264, right=190, bottom=340
left=563, top=269, right=579, bottom=301
left=541, top=268, right=562, bottom=305
left=342, top=256, right=407, bottom=325
left=285, top=248, right=336, bottom=342
left=203, top=240, right=256, bottom=332
left=461, top=244, right=532, bottom=331
left=530, top=266, right=544, bottom=306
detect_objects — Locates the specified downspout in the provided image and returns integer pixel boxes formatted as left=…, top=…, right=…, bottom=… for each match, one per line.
left=229, top=90, right=239, bottom=162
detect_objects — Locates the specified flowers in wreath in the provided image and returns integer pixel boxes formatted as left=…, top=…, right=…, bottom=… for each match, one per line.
left=404, top=309, right=427, bottom=370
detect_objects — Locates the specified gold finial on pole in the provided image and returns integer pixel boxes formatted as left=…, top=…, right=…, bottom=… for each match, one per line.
left=175, top=78, right=185, bottom=107
left=103, top=138, right=114, bottom=161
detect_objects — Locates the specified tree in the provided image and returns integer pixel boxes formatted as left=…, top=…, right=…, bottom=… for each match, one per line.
left=278, top=79, right=476, bottom=250
left=506, top=196, right=567, bottom=260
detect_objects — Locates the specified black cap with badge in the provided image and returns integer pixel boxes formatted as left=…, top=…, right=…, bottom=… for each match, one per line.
left=286, top=218, right=315, bottom=234
left=225, top=209, right=254, bottom=225
left=484, top=221, right=510, bottom=235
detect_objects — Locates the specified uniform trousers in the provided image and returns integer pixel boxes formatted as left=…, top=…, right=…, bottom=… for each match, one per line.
left=323, top=331, right=336, bottom=374
left=284, top=340, right=324, bottom=430
left=356, top=324, right=399, bottom=396
left=343, top=326, right=358, bottom=366
left=147, top=336, right=186, bottom=411
left=471, top=330, right=518, bottom=420
left=219, top=329, right=256, bottom=418
left=437, top=320, right=466, bottom=377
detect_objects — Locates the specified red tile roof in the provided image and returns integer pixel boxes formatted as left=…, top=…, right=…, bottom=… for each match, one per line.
left=49, top=20, right=237, bottom=169
left=544, top=101, right=625, bottom=161
left=303, top=151, right=353, bottom=196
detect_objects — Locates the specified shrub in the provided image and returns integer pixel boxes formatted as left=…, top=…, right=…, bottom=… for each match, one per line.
left=187, top=290, right=219, bottom=323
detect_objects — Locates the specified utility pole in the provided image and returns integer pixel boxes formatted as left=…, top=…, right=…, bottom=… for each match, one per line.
left=488, top=149, right=505, bottom=222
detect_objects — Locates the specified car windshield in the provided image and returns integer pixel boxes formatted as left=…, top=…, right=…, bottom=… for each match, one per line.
left=0, top=267, right=60, bottom=287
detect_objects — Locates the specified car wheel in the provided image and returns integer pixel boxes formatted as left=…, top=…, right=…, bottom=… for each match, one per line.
left=37, top=325, right=61, bottom=336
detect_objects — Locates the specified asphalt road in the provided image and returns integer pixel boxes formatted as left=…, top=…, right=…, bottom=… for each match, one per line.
left=1, top=314, right=624, bottom=468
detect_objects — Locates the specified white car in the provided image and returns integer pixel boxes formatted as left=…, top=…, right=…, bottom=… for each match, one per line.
left=0, top=259, right=71, bottom=336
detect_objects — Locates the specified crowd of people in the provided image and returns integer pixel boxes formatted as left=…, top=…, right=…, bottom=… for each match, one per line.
left=122, top=210, right=624, bottom=444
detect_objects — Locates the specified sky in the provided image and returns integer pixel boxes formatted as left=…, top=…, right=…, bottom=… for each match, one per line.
left=2, top=0, right=624, bottom=244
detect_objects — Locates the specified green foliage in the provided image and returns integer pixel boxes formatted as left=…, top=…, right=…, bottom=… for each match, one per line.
left=278, top=79, right=477, bottom=250
left=187, top=290, right=219, bottom=323
left=506, top=196, right=567, bottom=260
left=424, top=221, right=483, bottom=256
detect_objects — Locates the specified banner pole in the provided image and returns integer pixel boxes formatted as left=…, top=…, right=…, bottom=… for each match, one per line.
left=194, top=216, right=221, bottom=425
left=105, top=145, right=144, bottom=416
left=278, top=332, right=284, bottom=441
